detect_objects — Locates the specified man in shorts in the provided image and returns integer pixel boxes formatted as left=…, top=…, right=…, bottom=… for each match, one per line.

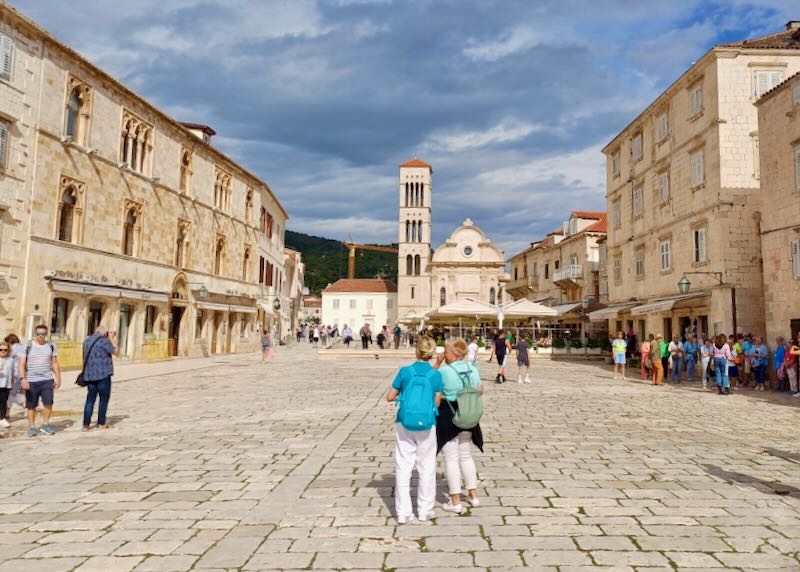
left=18, top=324, right=61, bottom=437
left=489, top=329, right=508, bottom=384
left=612, top=331, right=627, bottom=380
left=516, top=337, right=531, bottom=384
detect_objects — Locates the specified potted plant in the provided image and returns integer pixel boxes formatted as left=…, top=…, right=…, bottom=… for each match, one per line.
left=552, top=337, right=568, bottom=354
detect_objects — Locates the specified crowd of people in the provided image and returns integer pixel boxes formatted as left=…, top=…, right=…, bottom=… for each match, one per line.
left=612, top=330, right=800, bottom=397
left=0, top=323, right=117, bottom=437
left=296, top=322, right=407, bottom=350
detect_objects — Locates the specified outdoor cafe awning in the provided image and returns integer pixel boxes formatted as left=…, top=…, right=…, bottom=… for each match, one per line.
left=587, top=302, right=639, bottom=322
left=426, top=299, right=498, bottom=321
left=549, top=301, right=583, bottom=317
left=629, top=293, right=708, bottom=316
left=501, top=299, right=559, bottom=319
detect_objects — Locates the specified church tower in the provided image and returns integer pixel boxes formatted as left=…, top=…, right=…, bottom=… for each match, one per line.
left=397, top=158, right=433, bottom=322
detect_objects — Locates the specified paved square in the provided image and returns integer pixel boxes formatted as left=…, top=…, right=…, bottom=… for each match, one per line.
left=0, top=345, right=798, bottom=571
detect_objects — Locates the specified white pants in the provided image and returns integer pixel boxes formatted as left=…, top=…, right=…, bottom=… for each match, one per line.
left=394, top=423, right=437, bottom=519
left=701, top=357, right=710, bottom=386
left=441, top=431, right=478, bottom=496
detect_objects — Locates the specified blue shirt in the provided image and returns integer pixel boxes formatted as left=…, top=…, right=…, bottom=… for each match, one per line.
left=391, top=361, right=443, bottom=423
left=683, top=342, right=697, bottom=358
left=83, top=334, right=115, bottom=381
left=756, top=344, right=769, bottom=367
left=439, top=361, right=481, bottom=402
left=742, top=340, right=753, bottom=358
left=774, top=345, right=786, bottom=371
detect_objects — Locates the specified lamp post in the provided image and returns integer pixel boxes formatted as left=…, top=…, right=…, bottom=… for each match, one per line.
left=677, top=272, right=735, bottom=335
left=187, top=282, right=208, bottom=300
left=580, top=297, right=589, bottom=357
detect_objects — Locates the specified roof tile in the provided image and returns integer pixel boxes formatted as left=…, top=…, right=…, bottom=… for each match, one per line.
left=323, top=279, right=398, bottom=293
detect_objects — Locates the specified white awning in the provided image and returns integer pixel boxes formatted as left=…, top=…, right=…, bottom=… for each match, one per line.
left=50, top=279, right=169, bottom=302
left=197, top=301, right=230, bottom=312
left=230, top=304, right=258, bottom=315
left=549, top=302, right=583, bottom=317
left=501, top=299, right=559, bottom=318
left=630, top=293, right=708, bottom=316
left=257, top=301, right=274, bottom=315
left=587, top=302, right=639, bottom=322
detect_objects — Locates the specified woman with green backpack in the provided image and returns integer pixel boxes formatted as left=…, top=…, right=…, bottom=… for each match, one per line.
left=434, top=338, right=484, bottom=514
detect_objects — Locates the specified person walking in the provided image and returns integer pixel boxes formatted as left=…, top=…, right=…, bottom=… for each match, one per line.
left=516, top=336, right=531, bottom=384
left=668, top=335, right=684, bottom=384
left=393, top=324, right=402, bottom=349
left=82, top=326, right=117, bottom=430
left=713, top=334, right=732, bottom=395
left=650, top=334, right=664, bottom=385
left=640, top=335, right=653, bottom=380
left=386, top=336, right=443, bottom=524
left=377, top=327, right=386, bottom=350
left=786, top=333, right=799, bottom=397
left=488, top=329, right=508, bottom=383
left=700, top=337, right=714, bottom=391
left=312, top=325, right=320, bottom=348
left=774, top=337, right=787, bottom=392
left=684, top=335, right=699, bottom=382
left=611, top=331, right=627, bottom=380
left=741, top=334, right=754, bottom=388
left=753, top=336, right=769, bottom=391
left=4, top=334, right=25, bottom=422
left=660, top=334, right=669, bottom=379
left=18, top=325, right=62, bottom=437
left=261, top=331, right=273, bottom=363
left=466, top=337, right=479, bottom=367
left=0, top=342, right=13, bottom=428
left=433, top=338, right=483, bottom=514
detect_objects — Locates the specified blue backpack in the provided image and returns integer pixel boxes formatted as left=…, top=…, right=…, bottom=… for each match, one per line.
left=398, top=367, right=437, bottom=431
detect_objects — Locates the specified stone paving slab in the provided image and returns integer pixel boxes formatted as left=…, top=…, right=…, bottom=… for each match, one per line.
left=0, top=344, right=797, bottom=570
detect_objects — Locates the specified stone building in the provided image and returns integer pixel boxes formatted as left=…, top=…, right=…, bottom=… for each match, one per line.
left=0, top=5, right=289, bottom=366
left=755, top=70, right=800, bottom=344
left=300, top=295, right=321, bottom=322
left=395, top=159, right=507, bottom=324
left=321, top=279, right=398, bottom=331
left=507, top=211, right=606, bottom=332
left=600, top=21, right=800, bottom=343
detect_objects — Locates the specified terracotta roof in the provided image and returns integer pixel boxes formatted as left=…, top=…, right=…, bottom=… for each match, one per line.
left=720, top=23, right=800, bottom=50
left=323, top=279, right=398, bottom=293
left=584, top=213, right=608, bottom=233
left=302, top=295, right=321, bottom=308
left=571, top=210, right=605, bottom=220
left=400, top=158, right=432, bottom=169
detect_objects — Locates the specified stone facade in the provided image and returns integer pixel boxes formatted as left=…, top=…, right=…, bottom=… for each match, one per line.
left=602, top=23, right=800, bottom=343
left=756, top=71, right=800, bottom=344
left=0, top=5, right=289, bottom=366
left=396, top=159, right=432, bottom=322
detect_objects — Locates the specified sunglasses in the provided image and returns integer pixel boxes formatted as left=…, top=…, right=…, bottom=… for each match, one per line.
left=35, top=332, right=47, bottom=337
left=0, top=348, right=8, bottom=352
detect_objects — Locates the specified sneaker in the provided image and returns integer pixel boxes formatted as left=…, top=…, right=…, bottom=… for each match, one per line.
left=464, top=496, right=480, bottom=507
left=397, top=514, right=415, bottom=525
left=39, top=424, right=55, bottom=436
left=524, top=377, right=532, bottom=384
left=517, top=378, right=523, bottom=384
left=792, top=392, right=800, bottom=398
left=417, top=511, right=435, bottom=522
left=81, top=425, right=91, bottom=432
left=0, top=419, right=10, bottom=429
left=442, top=501, right=463, bottom=514
left=26, top=427, right=38, bottom=438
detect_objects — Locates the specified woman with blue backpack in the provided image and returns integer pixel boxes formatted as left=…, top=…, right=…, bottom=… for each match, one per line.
left=434, top=338, right=484, bottom=514
left=386, top=336, right=443, bottom=524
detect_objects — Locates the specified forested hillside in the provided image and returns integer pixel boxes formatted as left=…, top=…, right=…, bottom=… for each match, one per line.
left=285, top=230, right=398, bottom=295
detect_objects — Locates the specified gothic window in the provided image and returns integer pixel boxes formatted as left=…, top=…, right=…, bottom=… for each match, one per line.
left=489, top=287, right=496, bottom=305
left=417, top=220, right=423, bottom=242
left=214, top=236, right=225, bottom=275
left=415, top=182, right=420, bottom=206
left=411, top=221, right=417, bottom=242
left=242, top=246, right=251, bottom=281
left=414, top=255, right=421, bottom=276
left=440, top=287, right=446, bottom=306
left=122, top=207, right=138, bottom=256
left=213, top=168, right=232, bottom=211
left=406, top=255, right=413, bottom=276
left=120, top=111, right=153, bottom=174
left=180, top=148, right=192, bottom=194
left=64, top=78, right=91, bottom=146
left=420, top=183, right=424, bottom=206
left=175, top=222, right=188, bottom=267
left=245, top=189, right=254, bottom=223
left=57, top=187, right=77, bottom=242
left=405, top=182, right=409, bottom=206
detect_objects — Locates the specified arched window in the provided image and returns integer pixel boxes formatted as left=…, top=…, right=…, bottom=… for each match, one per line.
left=242, top=246, right=251, bottom=281
left=175, top=223, right=187, bottom=267
left=489, top=287, right=496, bottom=305
left=50, top=297, right=70, bottom=335
left=405, top=220, right=410, bottom=242
left=122, top=208, right=137, bottom=256
left=214, top=236, right=225, bottom=275
left=406, top=255, right=413, bottom=276
left=415, top=182, right=420, bottom=206
left=65, top=88, right=81, bottom=140
left=57, top=187, right=76, bottom=242
left=180, top=148, right=192, bottom=194
left=414, top=254, right=421, bottom=276
left=411, top=221, right=417, bottom=242
left=440, top=287, right=446, bottom=306
left=420, top=183, right=424, bottom=206
left=417, top=220, right=423, bottom=242
left=405, top=182, right=409, bottom=206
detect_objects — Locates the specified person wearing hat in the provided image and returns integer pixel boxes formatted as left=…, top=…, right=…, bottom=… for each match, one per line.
left=650, top=334, right=664, bottom=385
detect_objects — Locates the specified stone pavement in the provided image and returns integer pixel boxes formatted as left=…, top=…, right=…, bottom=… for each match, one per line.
left=0, top=344, right=798, bottom=571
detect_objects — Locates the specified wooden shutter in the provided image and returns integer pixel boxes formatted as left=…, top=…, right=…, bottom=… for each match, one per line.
left=0, top=34, right=12, bottom=78
left=792, top=240, right=800, bottom=279
left=0, top=121, right=7, bottom=169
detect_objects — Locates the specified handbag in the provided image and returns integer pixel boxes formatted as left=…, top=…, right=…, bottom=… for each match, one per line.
left=76, top=336, right=102, bottom=387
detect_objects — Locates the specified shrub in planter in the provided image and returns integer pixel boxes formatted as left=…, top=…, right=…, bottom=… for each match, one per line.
left=599, top=337, right=612, bottom=352
left=586, top=337, right=600, bottom=349
left=570, top=338, right=583, bottom=349
left=552, top=337, right=566, bottom=349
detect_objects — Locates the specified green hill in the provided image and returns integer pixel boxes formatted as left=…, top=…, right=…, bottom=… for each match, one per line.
left=285, top=230, right=398, bottom=296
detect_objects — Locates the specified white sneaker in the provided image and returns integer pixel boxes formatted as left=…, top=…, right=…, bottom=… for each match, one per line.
left=792, top=392, right=800, bottom=398
left=416, top=511, right=435, bottom=523
left=517, top=378, right=523, bottom=384
left=0, top=419, right=9, bottom=428
left=464, top=496, right=480, bottom=507
left=441, top=501, right=463, bottom=514
left=524, top=377, right=531, bottom=384
left=397, top=514, right=415, bottom=525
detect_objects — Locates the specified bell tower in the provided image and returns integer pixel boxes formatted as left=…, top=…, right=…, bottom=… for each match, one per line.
left=397, top=158, right=432, bottom=322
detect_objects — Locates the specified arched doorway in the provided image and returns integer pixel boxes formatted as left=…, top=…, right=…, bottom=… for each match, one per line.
left=169, top=274, right=190, bottom=357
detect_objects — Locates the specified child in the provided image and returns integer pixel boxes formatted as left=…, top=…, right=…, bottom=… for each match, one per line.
left=612, top=331, right=627, bottom=380
left=386, top=336, right=443, bottom=524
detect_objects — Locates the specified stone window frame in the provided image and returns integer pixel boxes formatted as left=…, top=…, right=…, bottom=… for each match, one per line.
left=0, top=119, right=8, bottom=172
left=213, top=234, right=225, bottom=276
left=792, top=239, right=800, bottom=279
left=631, top=131, right=643, bottom=163
left=689, top=147, right=705, bottom=190
left=120, top=110, right=154, bottom=175
left=121, top=200, right=143, bottom=257
left=656, top=109, right=669, bottom=144
left=0, top=33, right=13, bottom=81
left=632, top=185, right=644, bottom=219
left=612, top=256, right=622, bottom=284
left=688, top=81, right=703, bottom=119
left=691, top=223, right=708, bottom=266
left=56, top=175, right=86, bottom=244
left=659, top=238, right=672, bottom=273
left=63, top=75, right=92, bottom=147
left=213, top=167, right=232, bottom=212
left=633, top=246, right=645, bottom=279
left=179, top=147, right=193, bottom=195
left=612, top=199, right=621, bottom=229
left=751, top=67, right=785, bottom=101
left=175, top=219, right=190, bottom=268
left=656, top=168, right=670, bottom=203
left=610, top=149, right=621, bottom=178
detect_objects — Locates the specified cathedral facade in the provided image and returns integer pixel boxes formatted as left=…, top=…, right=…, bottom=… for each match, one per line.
left=396, top=159, right=506, bottom=323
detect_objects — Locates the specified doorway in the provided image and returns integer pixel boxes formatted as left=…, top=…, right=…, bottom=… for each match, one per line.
left=663, top=317, right=673, bottom=341
left=678, top=316, right=691, bottom=341
left=87, top=300, right=104, bottom=335
left=118, top=303, right=132, bottom=357
left=791, top=319, right=800, bottom=342
left=169, top=306, right=185, bottom=356
left=212, top=312, right=221, bottom=354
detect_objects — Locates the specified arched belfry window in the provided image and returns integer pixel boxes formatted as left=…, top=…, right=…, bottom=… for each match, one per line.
left=406, top=255, right=413, bottom=276
left=490, top=287, right=496, bottom=305
left=415, top=182, right=420, bottom=206
left=411, top=221, right=417, bottom=242
left=405, top=182, right=409, bottom=206
left=58, top=187, right=76, bottom=242
left=440, top=287, right=446, bottom=306
left=420, top=183, right=424, bottom=206
left=405, top=220, right=410, bottom=242
left=417, top=220, right=423, bottom=242
left=414, top=255, right=421, bottom=276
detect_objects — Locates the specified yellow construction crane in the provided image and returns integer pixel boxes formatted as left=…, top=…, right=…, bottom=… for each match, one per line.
left=341, top=241, right=399, bottom=279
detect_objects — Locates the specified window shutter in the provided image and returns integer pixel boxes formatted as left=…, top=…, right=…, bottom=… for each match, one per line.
left=0, top=35, right=12, bottom=78
left=769, top=70, right=784, bottom=92
left=792, top=240, right=800, bottom=279
left=699, top=229, right=707, bottom=262
left=0, top=122, right=7, bottom=169
left=794, top=144, right=800, bottom=193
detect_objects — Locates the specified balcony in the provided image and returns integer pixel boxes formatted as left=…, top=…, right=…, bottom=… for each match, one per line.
left=506, top=275, right=538, bottom=298
left=554, top=265, right=583, bottom=282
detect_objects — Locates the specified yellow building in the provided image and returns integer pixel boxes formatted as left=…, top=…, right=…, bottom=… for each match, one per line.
left=756, top=69, right=800, bottom=344
left=599, top=21, right=800, bottom=343
left=0, top=5, right=289, bottom=366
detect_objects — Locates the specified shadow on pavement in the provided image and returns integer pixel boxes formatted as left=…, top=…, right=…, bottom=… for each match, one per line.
left=702, top=463, right=800, bottom=498
left=761, top=447, right=800, bottom=464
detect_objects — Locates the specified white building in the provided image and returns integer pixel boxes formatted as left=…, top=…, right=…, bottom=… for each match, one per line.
left=321, top=279, right=398, bottom=330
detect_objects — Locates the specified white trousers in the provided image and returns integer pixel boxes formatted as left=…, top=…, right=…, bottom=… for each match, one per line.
left=441, top=431, right=478, bottom=495
left=394, top=423, right=437, bottom=519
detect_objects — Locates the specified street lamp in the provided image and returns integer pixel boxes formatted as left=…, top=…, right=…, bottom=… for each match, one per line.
left=187, top=282, right=209, bottom=299
left=677, top=277, right=690, bottom=295
left=677, top=272, right=735, bottom=334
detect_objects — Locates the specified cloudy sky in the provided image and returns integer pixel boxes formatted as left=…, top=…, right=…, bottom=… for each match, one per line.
left=12, top=0, right=797, bottom=255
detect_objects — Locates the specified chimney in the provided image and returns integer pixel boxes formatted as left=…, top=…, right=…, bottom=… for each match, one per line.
left=787, top=20, right=800, bottom=31
left=179, top=122, right=216, bottom=144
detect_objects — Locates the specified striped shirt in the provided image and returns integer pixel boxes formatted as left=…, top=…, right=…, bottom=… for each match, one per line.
left=24, top=342, right=58, bottom=383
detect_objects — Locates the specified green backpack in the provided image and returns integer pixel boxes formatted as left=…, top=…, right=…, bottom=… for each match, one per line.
left=447, top=363, right=483, bottom=430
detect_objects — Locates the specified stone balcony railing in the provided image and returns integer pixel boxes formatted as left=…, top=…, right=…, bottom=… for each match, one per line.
left=554, top=265, right=583, bottom=281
